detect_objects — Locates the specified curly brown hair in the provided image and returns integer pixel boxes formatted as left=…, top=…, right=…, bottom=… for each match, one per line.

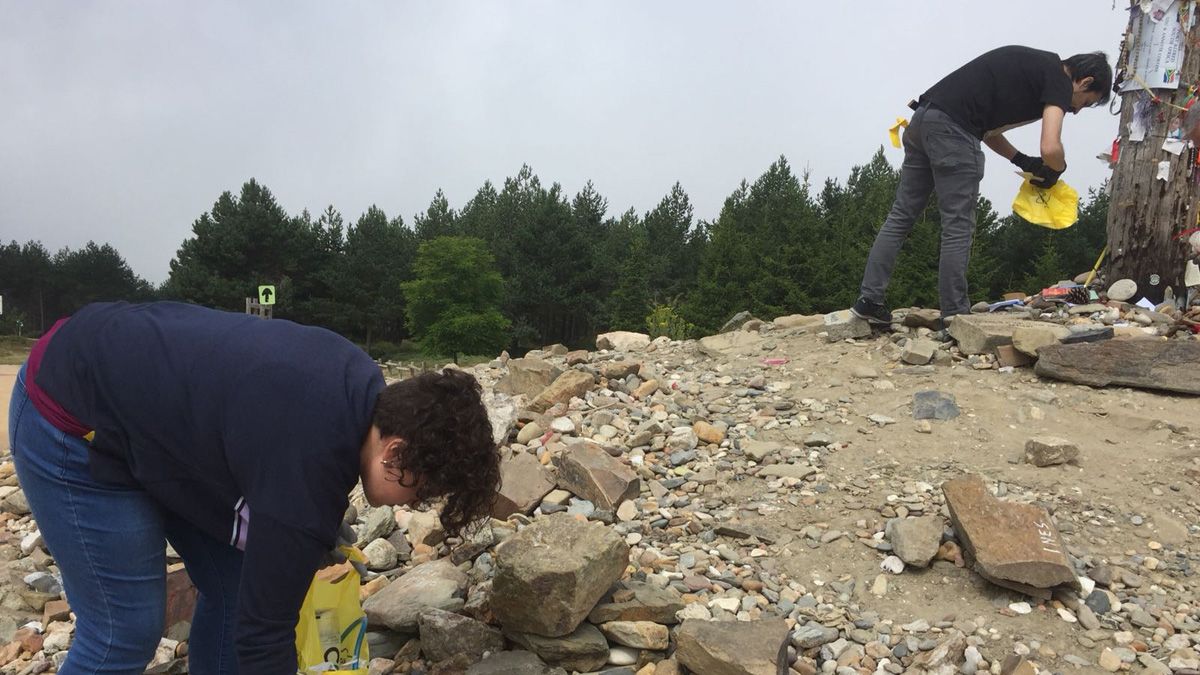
left=372, top=368, right=500, bottom=537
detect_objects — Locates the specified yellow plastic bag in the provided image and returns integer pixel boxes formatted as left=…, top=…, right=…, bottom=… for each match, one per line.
left=1012, top=178, right=1079, bottom=230
left=295, top=547, right=370, bottom=674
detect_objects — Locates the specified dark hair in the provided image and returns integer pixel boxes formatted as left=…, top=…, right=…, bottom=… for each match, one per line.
left=1063, top=52, right=1113, bottom=105
left=373, top=368, right=500, bottom=537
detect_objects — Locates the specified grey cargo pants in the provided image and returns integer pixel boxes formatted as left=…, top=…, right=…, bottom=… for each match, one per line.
left=859, top=105, right=985, bottom=318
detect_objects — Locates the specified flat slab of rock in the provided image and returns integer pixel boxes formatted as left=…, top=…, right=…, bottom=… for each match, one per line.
left=493, top=452, right=556, bottom=519
left=942, top=474, right=1078, bottom=598
left=1011, top=325, right=1070, bottom=357
left=741, top=439, right=783, bottom=462
left=598, top=620, right=669, bottom=650
left=674, top=618, right=790, bottom=675
left=1034, top=340, right=1200, bottom=395
left=948, top=315, right=1031, bottom=355
left=902, top=308, right=943, bottom=330
left=466, top=650, right=567, bottom=675
left=418, top=607, right=504, bottom=664
left=363, top=558, right=467, bottom=631
left=887, top=516, right=943, bottom=567
left=698, top=331, right=763, bottom=357
left=773, top=314, right=823, bottom=330
left=756, top=463, right=816, bottom=480
left=529, top=370, right=595, bottom=413
left=588, top=580, right=684, bottom=624
left=506, top=623, right=609, bottom=672
left=596, top=331, right=650, bottom=352
left=492, top=513, right=629, bottom=637
left=1024, top=437, right=1079, bottom=467
left=553, top=441, right=640, bottom=511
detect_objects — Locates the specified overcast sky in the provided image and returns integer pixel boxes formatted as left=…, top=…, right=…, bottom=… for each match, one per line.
left=1, top=2, right=1130, bottom=283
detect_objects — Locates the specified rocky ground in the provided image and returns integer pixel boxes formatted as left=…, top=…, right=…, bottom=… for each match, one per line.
left=0, top=308, right=1197, bottom=674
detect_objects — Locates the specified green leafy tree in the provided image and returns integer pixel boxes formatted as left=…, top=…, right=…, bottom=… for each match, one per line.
left=402, top=236, right=510, bottom=360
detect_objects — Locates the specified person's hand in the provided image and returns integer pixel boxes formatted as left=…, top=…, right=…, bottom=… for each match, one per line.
left=320, top=508, right=367, bottom=577
left=1011, top=152, right=1044, bottom=174
left=1030, top=163, right=1064, bottom=189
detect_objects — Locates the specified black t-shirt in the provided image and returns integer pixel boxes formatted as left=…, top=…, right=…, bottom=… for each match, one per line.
left=920, top=45, right=1073, bottom=139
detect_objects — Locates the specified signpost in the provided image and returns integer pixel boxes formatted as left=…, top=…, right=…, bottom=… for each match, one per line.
left=246, top=284, right=276, bottom=319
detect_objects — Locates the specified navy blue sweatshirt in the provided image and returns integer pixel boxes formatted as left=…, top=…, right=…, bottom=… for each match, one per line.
left=35, top=301, right=384, bottom=673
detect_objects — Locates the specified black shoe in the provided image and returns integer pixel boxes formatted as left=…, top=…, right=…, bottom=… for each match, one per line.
left=851, top=298, right=893, bottom=325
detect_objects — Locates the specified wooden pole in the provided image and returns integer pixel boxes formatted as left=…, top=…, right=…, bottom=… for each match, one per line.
left=1105, top=0, right=1200, bottom=305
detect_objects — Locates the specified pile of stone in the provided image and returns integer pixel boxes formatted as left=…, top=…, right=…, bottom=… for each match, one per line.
left=0, top=316, right=1198, bottom=674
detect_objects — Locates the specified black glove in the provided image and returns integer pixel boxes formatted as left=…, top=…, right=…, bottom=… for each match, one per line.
left=1011, top=152, right=1044, bottom=173
left=1030, top=163, right=1064, bottom=189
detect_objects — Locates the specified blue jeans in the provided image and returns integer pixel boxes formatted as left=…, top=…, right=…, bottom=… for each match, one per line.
left=8, top=365, right=244, bottom=674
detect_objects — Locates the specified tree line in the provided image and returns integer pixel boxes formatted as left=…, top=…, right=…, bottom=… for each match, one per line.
left=0, top=149, right=1108, bottom=357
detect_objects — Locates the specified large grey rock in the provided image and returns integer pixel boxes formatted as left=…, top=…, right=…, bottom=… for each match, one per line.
left=822, top=310, right=872, bottom=341
left=901, top=338, right=938, bottom=365
left=912, top=390, right=960, bottom=421
left=484, top=391, right=519, bottom=445
left=466, top=650, right=567, bottom=675
left=595, top=331, right=650, bottom=352
left=1024, top=436, right=1079, bottom=467
left=501, top=358, right=563, bottom=398
left=791, top=621, right=839, bottom=649
left=492, top=513, right=629, bottom=637
left=588, top=581, right=684, bottom=625
left=948, top=315, right=1031, bottom=355
left=506, top=623, right=610, bottom=672
left=492, top=452, right=556, bottom=519
left=1035, top=340, right=1200, bottom=395
left=363, top=538, right=399, bottom=571
left=529, top=370, right=595, bottom=413
left=361, top=505, right=396, bottom=543
left=942, top=474, right=1078, bottom=598
left=886, top=516, right=943, bottom=567
left=1108, top=278, right=1138, bottom=302
left=418, top=607, right=504, bottom=665
left=674, top=618, right=790, bottom=675
left=552, top=441, right=640, bottom=511
left=363, top=559, right=468, bottom=631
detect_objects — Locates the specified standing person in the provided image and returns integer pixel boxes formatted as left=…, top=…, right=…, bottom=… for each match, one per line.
left=7, top=301, right=501, bottom=674
left=851, top=47, right=1113, bottom=330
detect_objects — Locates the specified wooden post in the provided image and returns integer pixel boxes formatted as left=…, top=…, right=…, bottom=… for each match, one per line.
left=1106, top=1, right=1200, bottom=304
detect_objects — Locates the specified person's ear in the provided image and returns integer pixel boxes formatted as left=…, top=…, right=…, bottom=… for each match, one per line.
left=1076, top=76, right=1094, bottom=92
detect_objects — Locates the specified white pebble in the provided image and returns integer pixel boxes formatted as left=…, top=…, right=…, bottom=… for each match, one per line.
left=1009, top=602, right=1032, bottom=615
left=880, top=555, right=905, bottom=574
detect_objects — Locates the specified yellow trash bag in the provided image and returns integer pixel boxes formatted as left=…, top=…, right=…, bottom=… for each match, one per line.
left=295, top=547, right=370, bottom=674
left=1012, top=178, right=1079, bottom=230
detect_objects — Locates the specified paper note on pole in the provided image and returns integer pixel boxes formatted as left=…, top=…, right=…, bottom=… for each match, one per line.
left=1163, top=138, right=1187, bottom=155
left=1121, top=1, right=1184, bottom=91
left=1157, top=160, right=1172, bottom=181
